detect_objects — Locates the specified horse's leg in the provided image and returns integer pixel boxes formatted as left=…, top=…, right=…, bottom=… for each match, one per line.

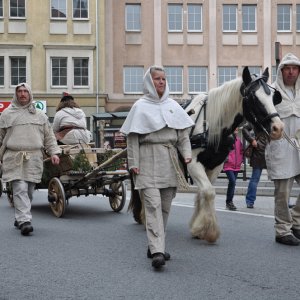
left=187, top=159, right=221, bottom=243
left=206, top=164, right=224, bottom=184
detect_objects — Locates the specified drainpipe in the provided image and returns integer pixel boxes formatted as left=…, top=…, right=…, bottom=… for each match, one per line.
left=95, top=0, right=99, bottom=113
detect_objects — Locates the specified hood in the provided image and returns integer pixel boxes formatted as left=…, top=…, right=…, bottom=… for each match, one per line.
left=276, top=53, right=300, bottom=90
left=142, top=66, right=170, bottom=103
left=62, top=107, right=85, bottom=119
left=11, top=82, right=36, bottom=114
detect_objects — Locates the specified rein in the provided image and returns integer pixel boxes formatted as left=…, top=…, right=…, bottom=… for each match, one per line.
left=283, top=131, right=300, bottom=151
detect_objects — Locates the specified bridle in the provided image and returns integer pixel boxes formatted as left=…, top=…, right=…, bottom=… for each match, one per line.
left=240, top=75, right=280, bottom=137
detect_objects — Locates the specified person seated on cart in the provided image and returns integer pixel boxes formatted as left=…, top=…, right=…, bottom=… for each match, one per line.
left=53, top=93, right=92, bottom=145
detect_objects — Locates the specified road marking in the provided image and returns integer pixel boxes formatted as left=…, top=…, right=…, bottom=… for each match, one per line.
left=172, top=202, right=274, bottom=219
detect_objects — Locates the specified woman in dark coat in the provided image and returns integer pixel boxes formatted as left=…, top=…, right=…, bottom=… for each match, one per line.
left=242, top=122, right=268, bottom=208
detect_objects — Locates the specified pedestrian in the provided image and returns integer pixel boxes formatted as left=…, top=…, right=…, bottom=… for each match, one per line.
left=53, top=93, right=92, bottom=145
left=120, top=66, right=194, bottom=269
left=265, top=52, right=300, bottom=246
left=242, top=122, right=268, bottom=208
left=0, top=83, right=61, bottom=236
left=223, top=128, right=244, bottom=211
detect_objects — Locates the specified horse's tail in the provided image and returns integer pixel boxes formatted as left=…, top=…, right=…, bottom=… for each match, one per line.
left=127, top=172, right=143, bottom=224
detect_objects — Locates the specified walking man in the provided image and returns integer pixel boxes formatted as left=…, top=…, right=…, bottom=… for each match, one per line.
left=265, top=53, right=300, bottom=245
left=0, top=83, right=61, bottom=236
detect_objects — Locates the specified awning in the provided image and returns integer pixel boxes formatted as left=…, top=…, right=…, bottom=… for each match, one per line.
left=111, top=111, right=128, bottom=118
left=92, top=111, right=128, bottom=121
left=92, top=112, right=114, bottom=120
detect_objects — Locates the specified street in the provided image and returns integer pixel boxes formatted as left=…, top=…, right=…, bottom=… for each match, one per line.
left=0, top=188, right=299, bottom=300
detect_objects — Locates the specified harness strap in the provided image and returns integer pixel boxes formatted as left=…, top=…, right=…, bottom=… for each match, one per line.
left=189, top=97, right=208, bottom=138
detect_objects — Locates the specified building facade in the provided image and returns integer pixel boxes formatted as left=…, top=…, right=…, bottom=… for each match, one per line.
left=105, top=0, right=300, bottom=112
left=1, top=0, right=300, bottom=142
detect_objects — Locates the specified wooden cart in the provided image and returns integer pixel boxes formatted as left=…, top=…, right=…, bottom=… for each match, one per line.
left=3, top=145, right=129, bottom=218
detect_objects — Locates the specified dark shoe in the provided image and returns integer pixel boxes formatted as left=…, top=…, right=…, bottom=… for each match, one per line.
left=147, top=248, right=170, bottom=261
left=226, top=202, right=237, bottom=211
left=292, top=228, right=300, bottom=240
left=247, top=203, right=254, bottom=209
left=20, top=222, right=33, bottom=236
left=14, top=220, right=20, bottom=229
left=275, top=234, right=300, bottom=246
left=152, top=253, right=165, bottom=269
left=289, top=204, right=295, bottom=209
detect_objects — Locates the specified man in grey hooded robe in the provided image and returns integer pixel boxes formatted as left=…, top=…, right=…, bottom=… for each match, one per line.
left=265, top=53, right=300, bottom=246
left=0, top=83, right=61, bottom=236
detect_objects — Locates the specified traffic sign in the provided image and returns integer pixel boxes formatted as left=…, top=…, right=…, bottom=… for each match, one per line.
left=0, top=101, right=11, bottom=113
left=34, top=100, right=47, bottom=113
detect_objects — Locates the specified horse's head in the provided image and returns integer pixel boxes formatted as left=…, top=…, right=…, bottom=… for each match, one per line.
left=241, top=67, right=284, bottom=140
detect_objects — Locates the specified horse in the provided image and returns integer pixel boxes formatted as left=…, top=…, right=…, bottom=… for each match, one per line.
left=128, top=66, right=284, bottom=243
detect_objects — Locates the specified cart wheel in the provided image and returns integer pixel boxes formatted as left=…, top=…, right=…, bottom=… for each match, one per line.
left=6, top=182, right=14, bottom=207
left=109, top=181, right=126, bottom=212
left=48, top=177, right=66, bottom=218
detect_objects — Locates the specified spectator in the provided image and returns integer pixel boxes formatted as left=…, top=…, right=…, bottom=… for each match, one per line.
left=223, top=128, right=244, bottom=211
left=242, top=122, right=268, bottom=208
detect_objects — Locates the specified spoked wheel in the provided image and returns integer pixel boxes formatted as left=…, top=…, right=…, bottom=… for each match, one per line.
left=48, top=177, right=66, bottom=218
left=109, top=180, right=126, bottom=212
left=6, top=182, right=14, bottom=207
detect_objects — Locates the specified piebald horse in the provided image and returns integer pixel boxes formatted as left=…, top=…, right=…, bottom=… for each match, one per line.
left=129, top=67, right=284, bottom=243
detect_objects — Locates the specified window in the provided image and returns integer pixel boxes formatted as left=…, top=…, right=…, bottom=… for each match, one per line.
left=0, top=0, right=3, bottom=17
left=10, top=57, right=26, bottom=85
left=242, top=5, right=256, bottom=32
left=51, top=0, right=66, bottom=18
left=188, top=67, right=207, bottom=93
left=0, top=57, right=4, bottom=86
left=73, top=58, right=88, bottom=86
left=51, top=57, right=67, bottom=86
left=123, top=67, right=143, bottom=94
left=10, top=0, right=25, bottom=18
left=297, top=5, right=300, bottom=31
left=188, top=4, right=202, bottom=32
left=165, top=66, right=183, bottom=94
left=223, top=4, right=237, bottom=32
left=125, top=4, right=141, bottom=31
left=277, top=4, right=291, bottom=31
left=218, top=67, right=237, bottom=86
left=46, top=48, right=93, bottom=92
left=247, top=66, right=261, bottom=76
left=168, top=4, right=182, bottom=32
left=73, top=0, right=88, bottom=19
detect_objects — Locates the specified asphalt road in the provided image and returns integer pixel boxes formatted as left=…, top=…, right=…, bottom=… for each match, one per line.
left=0, top=188, right=300, bottom=300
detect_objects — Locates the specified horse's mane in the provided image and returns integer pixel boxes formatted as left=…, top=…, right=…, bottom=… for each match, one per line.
left=207, top=77, right=243, bottom=144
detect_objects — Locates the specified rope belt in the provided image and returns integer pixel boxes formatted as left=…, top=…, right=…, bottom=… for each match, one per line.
left=15, top=151, right=31, bottom=166
left=163, top=144, right=190, bottom=191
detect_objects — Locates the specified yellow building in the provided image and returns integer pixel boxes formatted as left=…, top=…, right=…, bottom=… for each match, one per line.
left=0, top=0, right=106, bottom=133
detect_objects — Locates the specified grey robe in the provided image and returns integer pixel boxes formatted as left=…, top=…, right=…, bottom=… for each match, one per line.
left=265, top=53, right=300, bottom=179
left=127, top=127, right=191, bottom=190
